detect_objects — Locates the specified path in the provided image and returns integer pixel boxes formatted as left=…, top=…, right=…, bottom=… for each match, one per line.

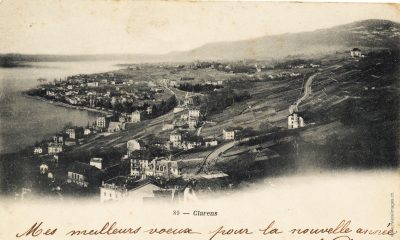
left=289, top=72, right=319, bottom=114
left=196, top=140, right=236, bottom=174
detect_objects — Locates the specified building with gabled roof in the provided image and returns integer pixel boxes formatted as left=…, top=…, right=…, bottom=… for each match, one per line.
left=222, top=127, right=241, bottom=140
left=100, top=177, right=166, bottom=203
left=350, top=48, right=362, bottom=57
left=90, top=158, right=103, bottom=170
left=67, top=162, right=101, bottom=188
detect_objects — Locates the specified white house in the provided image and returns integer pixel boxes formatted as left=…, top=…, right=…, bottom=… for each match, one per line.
left=130, top=159, right=152, bottom=177
left=183, top=98, right=193, bottom=106
left=100, top=178, right=163, bottom=203
left=288, top=113, right=305, bottom=129
left=100, top=178, right=130, bottom=203
left=223, top=128, right=237, bottom=140
left=146, top=106, right=153, bottom=115
left=40, top=163, right=49, bottom=174
left=66, top=127, right=84, bottom=139
left=84, top=128, right=91, bottom=136
left=154, top=159, right=180, bottom=177
left=188, top=109, right=200, bottom=119
left=90, top=158, right=103, bottom=170
left=48, top=143, right=63, bottom=155
left=33, top=147, right=43, bottom=155
left=96, top=116, right=108, bottom=129
left=170, top=132, right=182, bottom=148
left=130, top=158, right=180, bottom=178
left=46, top=90, right=56, bottom=96
left=131, top=110, right=142, bottom=123
left=350, top=48, right=362, bottom=57
left=182, top=141, right=201, bottom=150
left=87, top=82, right=99, bottom=87
left=205, top=138, right=218, bottom=147
left=53, top=135, right=64, bottom=144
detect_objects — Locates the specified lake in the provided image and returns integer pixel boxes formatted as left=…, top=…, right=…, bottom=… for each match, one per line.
left=0, top=61, right=123, bottom=154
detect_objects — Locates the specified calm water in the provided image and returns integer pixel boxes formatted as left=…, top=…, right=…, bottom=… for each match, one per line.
left=0, top=61, right=122, bottom=154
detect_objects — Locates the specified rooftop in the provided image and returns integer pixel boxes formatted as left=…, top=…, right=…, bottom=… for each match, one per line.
left=68, top=162, right=101, bottom=176
left=90, top=158, right=103, bottom=163
left=102, top=176, right=162, bottom=191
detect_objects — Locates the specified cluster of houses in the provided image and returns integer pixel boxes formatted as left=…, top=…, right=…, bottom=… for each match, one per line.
left=95, top=108, right=151, bottom=133
left=98, top=138, right=204, bottom=203
left=33, top=126, right=94, bottom=156
left=265, top=71, right=303, bottom=80
left=125, top=139, right=183, bottom=179
left=36, top=146, right=190, bottom=204
left=174, top=108, right=201, bottom=130
left=35, top=116, right=241, bottom=202
left=167, top=131, right=204, bottom=150
left=130, top=158, right=180, bottom=179
left=28, top=58, right=333, bottom=202
left=39, top=72, right=168, bottom=114
left=43, top=135, right=189, bottom=202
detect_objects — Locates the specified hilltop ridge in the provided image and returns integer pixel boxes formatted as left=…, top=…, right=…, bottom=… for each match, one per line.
left=1, top=19, right=399, bottom=65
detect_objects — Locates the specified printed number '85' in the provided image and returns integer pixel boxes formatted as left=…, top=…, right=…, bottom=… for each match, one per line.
left=173, top=210, right=180, bottom=215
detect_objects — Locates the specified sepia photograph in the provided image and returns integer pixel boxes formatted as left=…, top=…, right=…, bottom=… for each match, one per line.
left=0, top=1, right=399, bottom=239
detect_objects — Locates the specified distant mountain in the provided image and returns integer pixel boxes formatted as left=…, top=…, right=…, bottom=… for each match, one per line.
left=1, top=19, right=399, bottom=65
left=162, top=19, right=400, bottom=61
left=0, top=53, right=158, bottom=64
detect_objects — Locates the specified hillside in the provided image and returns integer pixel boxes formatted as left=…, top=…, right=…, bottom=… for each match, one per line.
left=1, top=19, right=399, bottom=65
left=170, top=19, right=400, bottom=61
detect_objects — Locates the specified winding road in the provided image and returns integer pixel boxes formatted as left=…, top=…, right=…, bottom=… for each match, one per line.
left=289, top=72, right=319, bottom=114
left=196, top=140, right=236, bottom=174
left=196, top=72, right=322, bottom=175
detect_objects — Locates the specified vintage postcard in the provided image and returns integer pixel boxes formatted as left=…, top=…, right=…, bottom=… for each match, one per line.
left=0, top=1, right=399, bottom=240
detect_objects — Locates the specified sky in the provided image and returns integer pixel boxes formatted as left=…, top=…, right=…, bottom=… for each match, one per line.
left=0, top=0, right=399, bottom=55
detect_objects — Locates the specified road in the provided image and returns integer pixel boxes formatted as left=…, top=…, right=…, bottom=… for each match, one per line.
left=196, top=140, right=236, bottom=174
left=196, top=126, right=203, bottom=136
left=291, top=64, right=344, bottom=113
left=289, top=72, right=319, bottom=114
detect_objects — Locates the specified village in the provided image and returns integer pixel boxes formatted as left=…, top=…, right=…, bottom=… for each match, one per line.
left=11, top=47, right=397, bottom=203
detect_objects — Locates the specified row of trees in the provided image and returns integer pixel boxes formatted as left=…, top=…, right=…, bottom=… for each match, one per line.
left=177, top=83, right=223, bottom=93
left=110, top=95, right=177, bottom=119
left=200, top=88, right=251, bottom=115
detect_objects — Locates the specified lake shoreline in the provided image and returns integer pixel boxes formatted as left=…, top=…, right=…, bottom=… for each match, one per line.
left=22, top=93, right=110, bottom=115
left=1, top=60, right=122, bottom=155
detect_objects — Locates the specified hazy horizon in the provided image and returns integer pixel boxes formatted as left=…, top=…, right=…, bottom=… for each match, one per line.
left=1, top=17, right=399, bottom=57
left=1, top=1, right=399, bottom=55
